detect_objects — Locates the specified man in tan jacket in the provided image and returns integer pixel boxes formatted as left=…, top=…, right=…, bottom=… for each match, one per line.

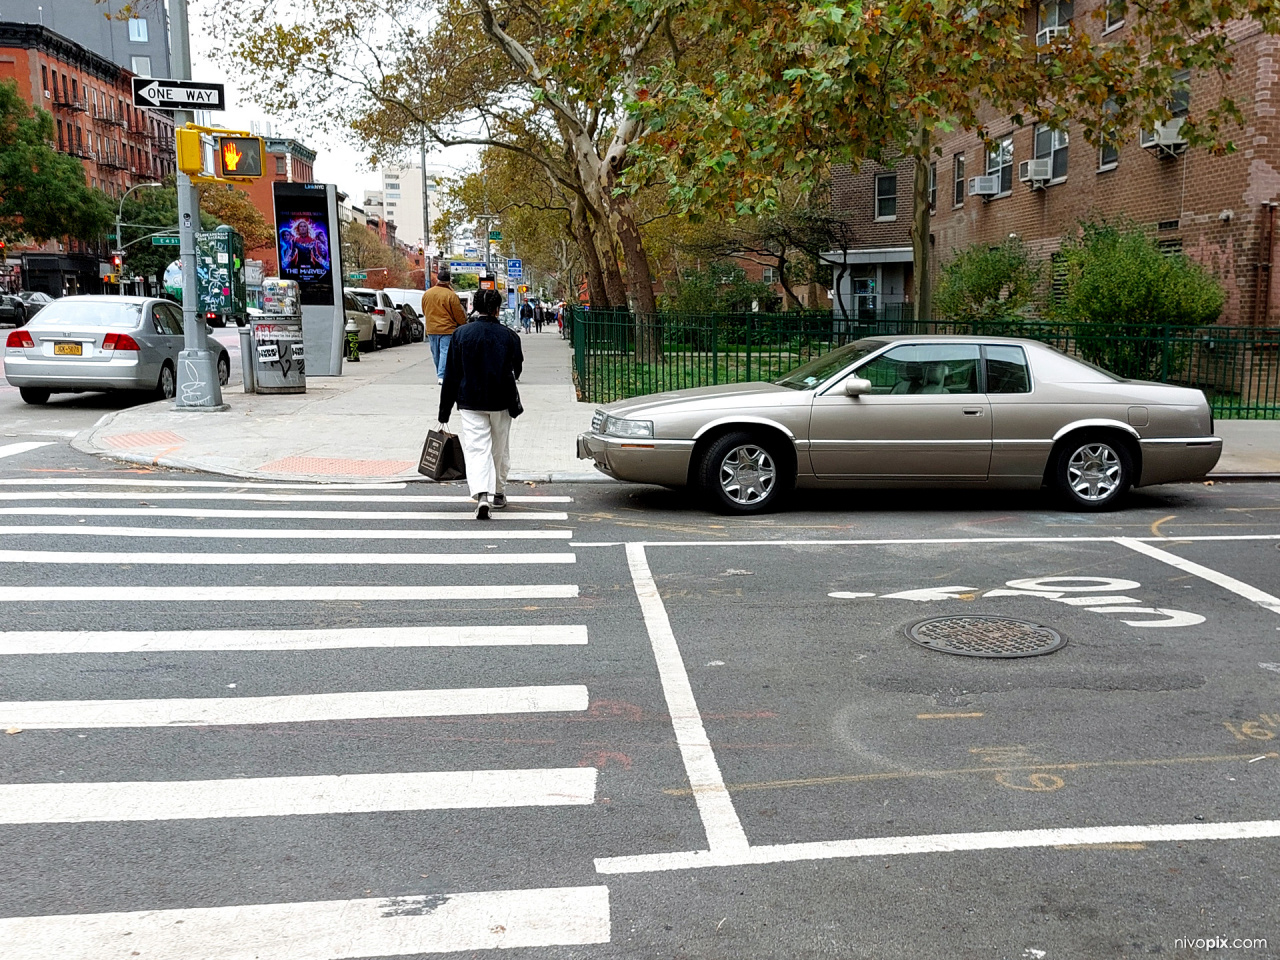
left=420, top=267, right=467, bottom=384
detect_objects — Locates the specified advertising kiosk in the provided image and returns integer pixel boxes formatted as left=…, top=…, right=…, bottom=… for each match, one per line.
left=272, top=182, right=345, bottom=375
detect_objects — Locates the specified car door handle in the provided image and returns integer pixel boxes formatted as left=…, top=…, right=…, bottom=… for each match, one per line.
left=962, top=408, right=984, bottom=416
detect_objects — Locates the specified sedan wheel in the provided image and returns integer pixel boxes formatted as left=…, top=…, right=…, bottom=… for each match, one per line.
left=699, top=430, right=793, bottom=514
left=157, top=362, right=177, bottom=401
left=19, top=387, right=51, bottom=405
left=1053, top=434, right=1132, bottom=510
left=217, top=354, right=231, bottom=386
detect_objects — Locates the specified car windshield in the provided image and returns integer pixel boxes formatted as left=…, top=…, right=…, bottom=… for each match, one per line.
left=29, top=301, right=143, bottom=327
left=775, top=340, right=881, bottom=390
left=351, top=292, right=376, bottom=310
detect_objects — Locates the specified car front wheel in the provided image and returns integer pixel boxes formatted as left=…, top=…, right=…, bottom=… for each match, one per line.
left=217, top=354, right=231, bottom=386
left=1051, top=432, right=1133, bottom=511
left=157, top=361, right=177, bottom=401
left=698, top=430, right=793, bottom=514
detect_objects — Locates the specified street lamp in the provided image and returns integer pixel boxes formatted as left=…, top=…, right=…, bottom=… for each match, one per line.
left=115, top=181, right=163, bottom=294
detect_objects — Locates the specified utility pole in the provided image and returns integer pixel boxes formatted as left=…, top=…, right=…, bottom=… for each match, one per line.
left=169, top=0, right=224, bottom=409
left=419, top=129, right=431, bottom=284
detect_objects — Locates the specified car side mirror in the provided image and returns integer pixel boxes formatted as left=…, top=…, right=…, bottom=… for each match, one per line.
left=844, top=377, right=872, bottom=397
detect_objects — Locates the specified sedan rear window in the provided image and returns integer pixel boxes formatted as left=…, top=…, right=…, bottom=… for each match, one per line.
left=28, top=301, right=143, bottom=327
left=776, top=341, right=880, bottom=390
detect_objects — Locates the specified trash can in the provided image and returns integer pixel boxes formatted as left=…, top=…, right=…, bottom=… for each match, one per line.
left=238, top=323, right=256, bottom=393
left=252, top=279, right=305, bottom=394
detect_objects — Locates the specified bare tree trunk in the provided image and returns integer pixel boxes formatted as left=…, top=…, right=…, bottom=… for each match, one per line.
left=776, top=252, right=803, bottom=310
left=911, top=130, right=932, bottom=324
left=610, top=195, right=660, bottom=363
left=569, top=196, right=609, bottom=307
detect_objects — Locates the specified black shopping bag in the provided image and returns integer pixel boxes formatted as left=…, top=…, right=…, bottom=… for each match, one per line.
left=418, top=428, right=466, bottom=481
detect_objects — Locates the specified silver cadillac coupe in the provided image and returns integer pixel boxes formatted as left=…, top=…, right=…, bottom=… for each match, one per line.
left=576, top=335, right=1222, bottom=513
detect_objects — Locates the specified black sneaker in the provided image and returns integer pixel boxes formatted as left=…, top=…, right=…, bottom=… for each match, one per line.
left=474, top=493, right=491, bottom=520
left=491, top=493, right=508, bottom=509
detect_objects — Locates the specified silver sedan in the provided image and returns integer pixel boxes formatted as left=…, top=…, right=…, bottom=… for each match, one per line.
left=3, top=295, right=231, bottom=405
left=577, top=335, right=1223, bottom=512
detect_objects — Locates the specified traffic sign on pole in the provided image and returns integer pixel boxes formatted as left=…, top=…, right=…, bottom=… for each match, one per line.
left=131, top=78, right=226, bottom=110
left=152, top=236, right=180, bottom=246
left=507, top=258, right=523, bottom=280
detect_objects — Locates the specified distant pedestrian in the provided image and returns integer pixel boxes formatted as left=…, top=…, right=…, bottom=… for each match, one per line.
left=420, top=268, right=467, bottom=385
left=520, top=300, right=533, bottom=334
left=533, top=302, right=544, bottom=333
left=438, top=288, right=524, bottom=520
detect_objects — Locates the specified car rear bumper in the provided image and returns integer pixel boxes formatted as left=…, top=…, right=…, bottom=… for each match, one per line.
left=576, top=432, right=695, bottom=485
left=1138, top=436, right=1223, bottom=485
left=3, top=354, right=149, bottom=391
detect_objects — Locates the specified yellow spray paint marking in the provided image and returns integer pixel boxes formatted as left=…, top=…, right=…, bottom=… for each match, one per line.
left=917, top=712, right=985, bottom=719
left=1222, top=715, right=1278, bottom=741
left=1150, top=515, right=1176, bottom=538
left=995, top=772, right=1065, bottom=792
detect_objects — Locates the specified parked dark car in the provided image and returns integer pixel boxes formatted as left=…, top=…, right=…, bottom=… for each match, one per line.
left=18, top=291, right=55, bottom=319
left=0, top=294, right=29, bottom=327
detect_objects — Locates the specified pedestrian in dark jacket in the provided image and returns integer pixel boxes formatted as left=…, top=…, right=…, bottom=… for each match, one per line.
left=438, top=288, right=524, bottom=519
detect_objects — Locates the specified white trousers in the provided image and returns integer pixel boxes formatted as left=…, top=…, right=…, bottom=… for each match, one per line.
left=458, top=408, right=512, bottom=499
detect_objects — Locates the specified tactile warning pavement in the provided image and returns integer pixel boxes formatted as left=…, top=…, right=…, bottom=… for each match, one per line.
left=103, top=431, right=186, bottom=449
left=257, top=456, right=417, bottom=477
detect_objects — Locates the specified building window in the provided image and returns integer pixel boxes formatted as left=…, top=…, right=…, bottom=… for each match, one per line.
left=875, top=172, right=898, bottom=220
left=128, top=18, right=149, bottom=42
left=131, top=56, right=151, bottom=77
left=1099, top=142, right=1120, bottom=169
left=1171, top=68, right=1191, bottom=117
left=953, top=154, right=965, bottom=207
left=41, top=65, right=48, bottom=93
left=1033, top=125, right=1069, bottom=180
left=986, top=136, right=1014, bottom=195
left=71, top=78, right=77, bottom=100
left=275, top=156, right=286, bottom=174
left=386, top=192, right=401, bottom=199
left=56, top=118, right=63, bottom=150
left=385, top=182, right=400, bottom=189
left=1037, top=0, right=1072, bottom=33
left=1104, top=0, right=1126, bottom=30
left=929, top=162, right=937, bottom=210
left=762, top=266, right=779, bottom=284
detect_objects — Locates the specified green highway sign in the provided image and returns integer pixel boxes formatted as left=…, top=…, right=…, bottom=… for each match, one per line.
left=349, top=271, right=367, bottom=281
left=152, top=236, right=180, bottom=246
left=107, top=233, right=118, bottom=241
left=488, top=230, right=502, bottom=241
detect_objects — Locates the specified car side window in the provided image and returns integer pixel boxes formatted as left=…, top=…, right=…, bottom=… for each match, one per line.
left=855, top=344, right=982, bottom=395
left=985, top=345, right=1031, bottom=393
left=159, top=303, right=185, bottom=336
left=151, top=304, right=170, bottom=335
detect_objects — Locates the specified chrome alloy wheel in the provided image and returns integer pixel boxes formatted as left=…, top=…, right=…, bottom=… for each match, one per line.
left=1066, top=442, right=1122, bottom=502
left=719, top=444, right=777, bottom=505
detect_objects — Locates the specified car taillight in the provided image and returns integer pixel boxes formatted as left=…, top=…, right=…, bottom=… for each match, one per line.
left=102, top=333, right=140, bottom=351
left=6, top=330, right=34, bottom=348
left=373, top=307, right=386, bottom=316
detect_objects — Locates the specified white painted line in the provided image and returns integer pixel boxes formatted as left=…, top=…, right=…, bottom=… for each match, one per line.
left=0, top=885, right=611, bottom=959
left=1117, top=538, right=1280, bottom=616
left=625, top=542, right=748, bottom=855
left=601, top=535, right=1280, bottom=548
left=0, top=768, right=599, bottom=822
left=0, top=624, right=589, bottom=655
left=0, top=491, right=573, bottom=503
left=0, top=507, right=569, bottom=521
left=595, top=819, right=1280, bottom=874
left=0, top=525, right=573, bottom=540
left=0, top=478, right=406, bottom=489
left=0, top=441, right=54, bottom=460
left=0, top=550, right=576, bottom=566
left=0, top=684, right=591, bottom=728
left=0, top=584, right=579, bottom=603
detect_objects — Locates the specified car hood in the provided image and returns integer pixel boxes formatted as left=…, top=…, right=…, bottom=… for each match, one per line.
left=602, top=380, right=798, bottom=418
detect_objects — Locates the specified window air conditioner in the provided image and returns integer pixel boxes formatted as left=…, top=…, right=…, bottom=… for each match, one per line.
left=1140, top=119, right=1187, bottom=155
left=968, top=175, right=1002, bottom=197
left=1018, top=158, right=1054, bottom=186
left=1035, top=25, right=1069, bottom=45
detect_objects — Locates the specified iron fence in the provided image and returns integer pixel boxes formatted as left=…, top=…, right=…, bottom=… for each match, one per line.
left=570, top=309, right=1280, bottom=418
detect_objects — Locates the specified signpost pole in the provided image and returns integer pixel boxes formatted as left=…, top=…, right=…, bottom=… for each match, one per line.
left=169, top=0, right=223, bottom=409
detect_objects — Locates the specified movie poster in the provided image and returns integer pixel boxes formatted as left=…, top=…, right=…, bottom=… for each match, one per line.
left=274, top=187, right=334, bottom=305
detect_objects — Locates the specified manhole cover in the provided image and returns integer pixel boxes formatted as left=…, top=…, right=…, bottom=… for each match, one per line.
left=905, top=616, right=1066, bottom=658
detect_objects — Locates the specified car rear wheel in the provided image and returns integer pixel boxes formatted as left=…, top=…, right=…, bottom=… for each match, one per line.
left=217, top=354, right=231, bottom=387
left=157, top=361, right=177, bottom=401
left=19, top=387, right=50, bottom=405
left=698, top=430, right=793, bottom=515
left=1051, top=432, right=1133, bottom=511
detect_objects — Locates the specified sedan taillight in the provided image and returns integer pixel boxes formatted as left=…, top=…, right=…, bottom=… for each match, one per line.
left=373, top=307, right=386, bottom=316
left=6, top=330, right=34, bottom=348
left=102, top=333, right=140, bottom=351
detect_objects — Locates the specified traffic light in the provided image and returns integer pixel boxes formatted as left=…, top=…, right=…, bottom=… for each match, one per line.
left=216, top=136, right=264, bottom=179
left=111, top=254, right=122, bottom=269
left=176, top=128, right=203, bottom=176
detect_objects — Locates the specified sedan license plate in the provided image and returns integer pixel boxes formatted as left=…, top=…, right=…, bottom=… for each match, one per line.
left=54, top=342, right=82, bottom=356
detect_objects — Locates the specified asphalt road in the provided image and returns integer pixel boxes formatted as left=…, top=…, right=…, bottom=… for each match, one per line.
left=0, top=436, right=1276, bottom=959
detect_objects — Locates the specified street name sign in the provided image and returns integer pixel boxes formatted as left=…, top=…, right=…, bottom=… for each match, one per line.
left=447, top=260, right=488, bottom=274
left=131, top=78, right=226, bottom=110
left=507, top=258, right=523, bottom=279
left=349, top=271, right=367, bottom=281
left=152, top=236, right=180, bottom=246
left=488, top=230, right=502, bottom=241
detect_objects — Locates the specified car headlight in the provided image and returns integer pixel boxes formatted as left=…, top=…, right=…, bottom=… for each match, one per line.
left=602, top=415, right=654, bottom=438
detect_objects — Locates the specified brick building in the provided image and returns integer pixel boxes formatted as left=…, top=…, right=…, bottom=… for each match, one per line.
left=235, top=136, right=317, bottom=275
left=828, top=5, right=1280, bottom=327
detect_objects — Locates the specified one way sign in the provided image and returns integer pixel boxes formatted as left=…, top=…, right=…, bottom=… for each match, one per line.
left=131, top=78, right=226, bottom=111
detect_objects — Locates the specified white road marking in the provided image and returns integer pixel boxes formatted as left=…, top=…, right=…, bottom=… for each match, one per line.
left=880, top=585, right=979, bottom=601
left=1084, top=606, right=1207, bottom=627
left=619, top=535, right=1280, bottom=547
left=0, top=507, right=569, bottom=521
left=0, top=685, right=590, bottom=728
left=0, top=584, right=579, bottom=602
left=0, top=625, right=589, bottom=655
left=1117, top=538, right=1280, bottom=616
left=625, top=542, right=748, bottom=855
left=0, top=550, right=575, bottom=566
left=1261, top=662, right=1280, bottom=674
left=0, top=768, right=599, bottom=822
left=0, top=491, right=573, bottom=503
left=0, top=525, right=573, bottom=540
left=0, top=885, right=611, bottom=959
left=1006, top=576, right=1141, bottom=592
left=0, top=441, right=54, bottom=460
left=595, top=819, right=1280, bottom=874
left=0, top=478, right=405, bottom=489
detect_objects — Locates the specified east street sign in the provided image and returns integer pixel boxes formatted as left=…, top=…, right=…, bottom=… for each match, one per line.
left=131, top=78, right=226, bottom=111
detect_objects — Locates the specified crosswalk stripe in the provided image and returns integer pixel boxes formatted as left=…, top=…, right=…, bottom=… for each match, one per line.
left=0, top=478, right=405, bottom=488
left=0, top=550, right=576, bottom=566
left=0, top=525, right=574, bottom=540
left=0, top=507, right=570, bottom=521
left=0, top=684, right=590, bottom=728
left=0, top=584, right=579, bottom=602
left=0, top=625, right=589, bottom=654
left=0, top=441, right=54, bottom=460
left=0, top=491, right=574, bottom=502
left=0, top=885, right=612, bottom=959
left=0, top=768, right=600, bottom=822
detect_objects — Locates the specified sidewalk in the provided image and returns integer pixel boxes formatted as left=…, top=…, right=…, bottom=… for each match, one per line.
left=73, top=332, right=1280, bottom=483
left=73, top=331, right=600, bottom=482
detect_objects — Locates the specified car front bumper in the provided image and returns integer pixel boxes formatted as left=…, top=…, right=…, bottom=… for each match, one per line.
left=576, top=432, right=696, bottom=485
left=3, top=354, right=150, bottom=391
